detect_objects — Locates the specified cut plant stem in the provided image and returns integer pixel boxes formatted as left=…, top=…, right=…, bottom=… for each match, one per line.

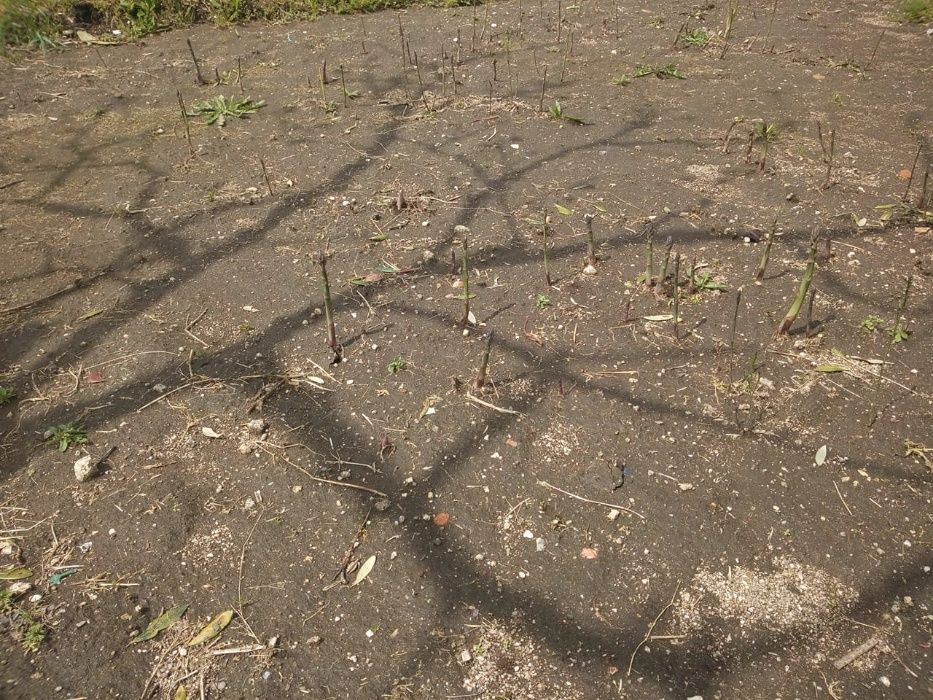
left=340, top=65, right=348, bottom=108
left=176, top=90, right=193, bottom=156
left=259, top=158, right=273, bottom=196
left=584, top=214, right=597, bottom=265
left=473, top=331, right=494, bottom=391
left=318, top=252, right=341, bottom=361
left=805, top=287, right=817, bottom=337
left=644, top=230, right=655, bottom=287
left=817, top=122, right=835, bottom=189
left=461, top=236, right=471, bottom=325
left=539, top=66, right=547, bottom=112
left=187, top=38, right=205, bottom=85
left=903, top=141, right=923, bottom=201
left=729, top=286, right=742, bottom=382
left=777, top=230, right=818, bottom=335
left=865, top=29, right=885, bottom=71
left=672, top=253, right=681, bottom=339
left=659, top=236, right=673, bottom=285
left=542, top=211, right=552, bottom=286
left=756, top=220, right=776, bottom=284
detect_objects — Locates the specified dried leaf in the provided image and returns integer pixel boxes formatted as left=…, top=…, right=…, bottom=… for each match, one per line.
left=173, top=685, right=188, bottom=700
left=580, top=547, right=598, bottom=560
left=642, top=314, right=674, bottom=322
left=0, top=566, right=31, bottom=581
left=77, top=308, right=104, bottom=322
left=188, top=610, right=234, bottom=646
left=130, top=604, right=188, bottom=645
left=467, top=311, right=477, bottom=325
left=815, top=445, right=828, bottom=466
left=85, top=371, right=104, bottom=383
left=433, top=512, right=450, bottom=526
left=201, top=427, right=221, bottom=439
left=815, top=364, right=845, bottom=373
left=554, top=204, right=573, bottom=216
left=351, top=555, right=376, bottom=586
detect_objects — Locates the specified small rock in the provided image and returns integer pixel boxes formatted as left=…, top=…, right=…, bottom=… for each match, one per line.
left=608, top=509, right=621, bottom=521
left=74, top=455, right=96, bottom=482
left=201, top=426, right=221, bottom=439
left=535, top=538, right=546, bottom=552
left=460, top=649, right=472, bottom=663
left=454, top=224, right=471, bottom=236
left=308, top=635, right=323, bottom=645
left=583, top=263, right=597, bottom=275
left=374, top=499, right=391, bottom=512
left=678, top=483, right=695, bottom=491
left=687, top=696, right=703, bottom=700
left=238, top=442, right=255, bottom=455
left=422, top=250, right=436, bottom=263
left=879, top=676, right=890, bottom=688
left=246, top=418, right=267, bottom=436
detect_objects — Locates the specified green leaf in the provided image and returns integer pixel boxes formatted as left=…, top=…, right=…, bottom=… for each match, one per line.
left=815, top=364, right=845, bottom=373
left=173, top=685, right=188, bottom=700
left=554, top=204, right=573, bottom=216
left=130, top=604, right=188, bottom=645
left=352, top=555, right=376, bottom=586
left=188, top=610, right=234, bottom=646
left=0, top=566, right=32, bottom=581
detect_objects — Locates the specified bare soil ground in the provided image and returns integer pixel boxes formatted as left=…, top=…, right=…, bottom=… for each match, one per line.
left=1, top=1, right=932, bottom=698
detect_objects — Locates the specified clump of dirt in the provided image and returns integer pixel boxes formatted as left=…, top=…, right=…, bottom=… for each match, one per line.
left=461, top=620, right=584, bottom=700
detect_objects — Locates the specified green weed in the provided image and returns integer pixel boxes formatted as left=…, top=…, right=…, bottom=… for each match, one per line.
left=44, top=422, right=88, bottom=452
left=634, top=63, right=686, bottom=79
left=861, top=315, right=883, bottom=332
left=387, top=356, right=407, bottom=374
left=899, top=0, right=933, bottom=23
left=0, top=0, right=61, bottom=48
left=683, top=28, right=710, bottom=46
left=535, top=293, right=551, bottom=309
left=547, top=101, right=586, bottom=124
left=189, top=95, right=266, bottom=126
left=0, top=386, right=16, bottom=406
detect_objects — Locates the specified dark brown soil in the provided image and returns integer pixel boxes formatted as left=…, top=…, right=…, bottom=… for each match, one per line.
left=1, top=1, right=931, bottom=698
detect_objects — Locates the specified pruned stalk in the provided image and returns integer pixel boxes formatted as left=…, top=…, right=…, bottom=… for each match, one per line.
left=659, top=236, right=674, bottom=284
left=318, top=252, right=340, bottom=359
left=805, top=287, right=817, bottom=337
left=672, top=253, right=681, bottom=339
left=644, top=231, right=654, bottom=286
left=777, top=231, right=818, bottom=335
left=473, top=331, right=494, bottom=391
left=584, top=214, right=597, bottom=265
left=461, top=236, right=471, bottom=325
left=542, top=212, right=552, bottom=285
left=756, top=220, right=776, bottom=284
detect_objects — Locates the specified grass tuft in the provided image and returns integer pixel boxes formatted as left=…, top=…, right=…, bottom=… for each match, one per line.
left=899, top=0, right=933, bottom=23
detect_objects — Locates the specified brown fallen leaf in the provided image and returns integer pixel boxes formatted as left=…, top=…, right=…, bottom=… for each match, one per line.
left=812, top=73, right=825, bottom=80
left=898, top=168, right=912, bottom=180
left=433, top=512, right=450, bottom=526
left=188, top=610, right=234, bottom=646
left=580, top=547, right=598, bottom=560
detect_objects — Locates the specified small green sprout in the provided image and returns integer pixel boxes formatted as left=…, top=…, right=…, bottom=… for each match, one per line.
left=861, top=315, right=883, bottom=332
left=0, top=386, right=16, bottom=406
left=683, top=29, right=710, bottom=46
left=189, top=96, right=266, bottom=126
left=387, top=356, right=407, bottom=374
left=44, top=423, right=88, bottom=452
left=547, top=102, right=586, bottom=124
left=535, top=293, right=551, bottom=309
